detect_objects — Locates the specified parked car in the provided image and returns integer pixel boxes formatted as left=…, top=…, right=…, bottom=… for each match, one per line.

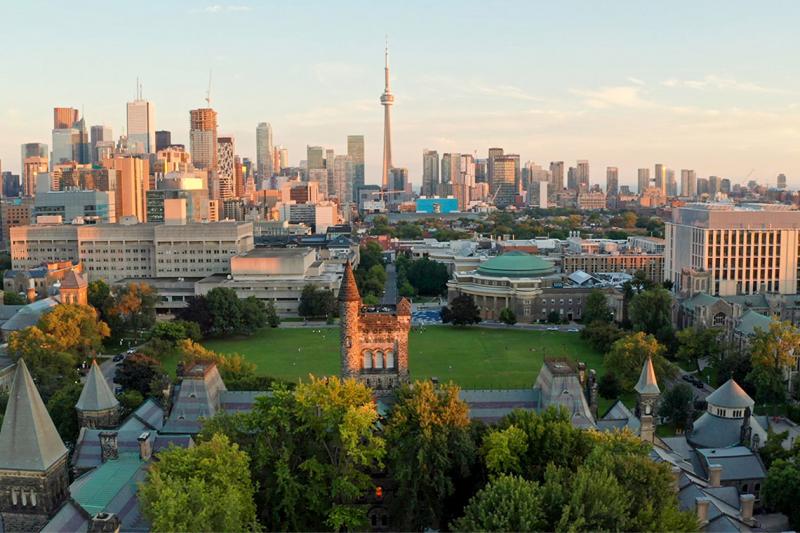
left=113, top=353, right=125, bottom=362
left=567, top=328, right=580, bottom=332
left=126, top=348, right=136, bottom=354
left=546, top=326, right=559, bottom=331
left=114, top=386, right=123, bottom=395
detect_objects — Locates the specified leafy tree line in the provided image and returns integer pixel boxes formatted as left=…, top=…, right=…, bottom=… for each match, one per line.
left=177, top=287, right=277, bottom=337
left=88, top=280, right=157, bottom=344
left=140, top=378, right=697, bottom=532
left=395, top=254, right=450, bottom=298
left=355, top=241, right=387, bottom=304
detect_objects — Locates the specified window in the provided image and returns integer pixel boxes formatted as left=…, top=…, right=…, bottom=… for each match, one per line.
left=363, top=351, right=372, bottom=369
left=374, top=351, right=384, bottom=369
left=385, top=351, right=395, bottom=369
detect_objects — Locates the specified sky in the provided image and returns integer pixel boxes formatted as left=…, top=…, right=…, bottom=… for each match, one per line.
left=1, top=0, right=800, bottom=189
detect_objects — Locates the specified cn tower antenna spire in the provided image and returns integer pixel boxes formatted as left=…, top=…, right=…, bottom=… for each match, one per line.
left=380, top=36, right=394, bottom=192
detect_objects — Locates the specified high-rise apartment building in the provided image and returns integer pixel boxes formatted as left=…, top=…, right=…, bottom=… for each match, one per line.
left=549, top=161, right=564, bottom=192
left=487, top=147, right=504, bottom=186
left=492, top=155, right=517, bottom=208
left=606, top=167, right=619, bottom=196
left=256, top=122, right=274, bottom=179
left=666, top=168, right=677, bottom=197
left=422, top=149, right=440, bottom=197
left=217, top=137, right=235, bottom=200
left=453, top=154, right=475, bottom=210
left=189, top=108, right=218, bottom=170
left=777, top=173, right=787, bottom=189
left=325, top=149, right=335, bottom=195
left=654, top=163, right=666, bottom=195
left=102, top=156, right=149, bottom=223
left=709, top=176, right=721, bottom=195
left=441, top=153, right=460, bottom=196
left=666, top=203, right=800, bottom=296
left=274, top=146, right=288, bottom=174
left=347, top=135, right=365, bottom=201
left=637, top=168, right=650, bottom=194
left=20, top=143, right=48, bottom=175
left=576, top=160, right=590, bottom=191
left=333, top=155, right=355, bottom=203
left=127, top=99, right=155, bottom=154
left=53, top=107, right=79, bottom=129
left=681, top=169, right=696, bottom=198
left=155, top=130, right=172, bottom=152
left=22, top=157, right=48, bottom=197
left=307, top=146, right=325, bottom=175
left=389, top=167, right=409, bottom=195
left=89, top=126, right=112, bottom=163
left=567, top=167, right=577, bottom=191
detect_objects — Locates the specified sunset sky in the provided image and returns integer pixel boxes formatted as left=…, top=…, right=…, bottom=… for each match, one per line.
left=2, top=0, right=799, bottom=187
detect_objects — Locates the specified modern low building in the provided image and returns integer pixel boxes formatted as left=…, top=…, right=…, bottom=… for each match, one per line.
left=34, top=189, right=116, bottom=223
left=415, top=197, right=459, bottom=214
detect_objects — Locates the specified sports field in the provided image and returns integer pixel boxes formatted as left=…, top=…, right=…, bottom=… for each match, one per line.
left=166, top=325, right=605, bottom=389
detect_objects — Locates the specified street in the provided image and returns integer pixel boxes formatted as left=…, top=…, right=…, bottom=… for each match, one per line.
left=381, top=263, right=398, bottom=305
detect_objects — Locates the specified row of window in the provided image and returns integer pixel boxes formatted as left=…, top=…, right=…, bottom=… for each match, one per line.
left=362, top=350, right=395, bottom=370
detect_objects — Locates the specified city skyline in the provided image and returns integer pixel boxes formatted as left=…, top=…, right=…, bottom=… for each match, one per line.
left=2, top=1, right=800, bottom=187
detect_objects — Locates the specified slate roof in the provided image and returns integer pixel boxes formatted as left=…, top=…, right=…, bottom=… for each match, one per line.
left=734, top=309, right=774, bottom=336
left=0, top=298, right=58, bottom=333
left=597, top=400, right=641, bottom=433
left=681, top=292, right=721, bottom=310
left=0, top=359, right=68, bottom=471
left=688, top=412, right=747, bottom=449
left=697, top=447, right=767, bottom=481
left=162, top=364, right=226, bottom=435
left=635, top=356, right=660, bottom=395
left=76, top=359, right=119, bottom=413
left=706, top=379, right=754, bottom=409
left=219, top=390, right=268, bottom=412
left=61, top=270, right=87, bottom=289
left=459, top=389, right=541, bottom=423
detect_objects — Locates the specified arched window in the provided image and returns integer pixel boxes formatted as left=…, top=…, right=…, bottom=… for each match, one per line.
left=363, top=351, right=372, bottom=370
left=385, top=351, right=395, bottom=369
left=374, top=351, right=384, bottom=369
left=713, top=312, right=726, bottom=326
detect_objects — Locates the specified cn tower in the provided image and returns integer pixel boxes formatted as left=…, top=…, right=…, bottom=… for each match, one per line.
left=380, top=39, right=394, bottom=191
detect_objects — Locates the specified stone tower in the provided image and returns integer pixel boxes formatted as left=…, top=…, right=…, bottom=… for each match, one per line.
left=0, top=360, right=70, bottom=531
left=59, top=270, right=88, bottom=306
left=339, top=260, right=411, bottom=390
left=635, top=356, right=661, bottom=443
left=76, top=359, right=120, bottom=429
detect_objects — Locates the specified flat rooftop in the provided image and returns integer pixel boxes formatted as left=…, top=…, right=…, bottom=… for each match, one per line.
left=236, top=247, right=313, bottom=258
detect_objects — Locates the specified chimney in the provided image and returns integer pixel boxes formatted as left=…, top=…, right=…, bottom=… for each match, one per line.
left=99, top=431, right=118, bottom=462
left=708, top=463, right=722, bottom=488
left=670, top=466, right=681, bottom=493
left=695, top=497, right=710, bottom=526
left=739, top=494, right=755, bottom=525
left=88, top=512, right=121, bottom=533
left=138, top=431, right=152, bottom=461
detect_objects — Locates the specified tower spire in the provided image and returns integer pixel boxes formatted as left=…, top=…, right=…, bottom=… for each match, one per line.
left=380, top=37, right=395, bottom=192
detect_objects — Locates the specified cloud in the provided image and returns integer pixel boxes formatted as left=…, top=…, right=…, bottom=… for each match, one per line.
left=626, top=77, right=646, bottom=86
left=570, top=85, right=653, bottom=109
left=191, top=5, right=251, bottom=13
left=471, top=83, right=543, bottom=101
left=661, top=75, right=782, bottom=94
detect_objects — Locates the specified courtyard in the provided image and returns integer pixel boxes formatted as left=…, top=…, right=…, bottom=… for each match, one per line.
left=166, top=325, right=606, bottom=390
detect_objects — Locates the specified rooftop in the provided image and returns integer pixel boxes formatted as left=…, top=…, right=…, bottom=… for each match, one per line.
left=476, top=251, right=555, bottom=278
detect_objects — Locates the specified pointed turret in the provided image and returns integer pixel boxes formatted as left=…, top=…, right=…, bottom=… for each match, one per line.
left=635, top=356, right=660, bottom=395
left=76, top=359, right=120, bottom=429
left=339, top=260, right=361, bottom=302
left=0, top=359, right=68, bottom=471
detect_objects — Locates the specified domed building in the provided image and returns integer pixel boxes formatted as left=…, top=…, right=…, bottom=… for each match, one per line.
left=447, top=251, right=604, bottom=322
left=687, top=379, right=767, bottom=449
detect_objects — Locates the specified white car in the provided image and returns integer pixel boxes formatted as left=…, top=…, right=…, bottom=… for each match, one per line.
left=546, top=326, right=559, bottom=331
left=126, top=348, right=136, bottom=354
left=567, top=328, right=579, bottom=332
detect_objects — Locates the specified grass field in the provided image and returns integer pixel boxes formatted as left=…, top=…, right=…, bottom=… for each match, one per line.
left=164, top=325, right=606, bottom=390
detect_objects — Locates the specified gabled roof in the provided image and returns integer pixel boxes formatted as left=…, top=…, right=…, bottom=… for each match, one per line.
left=734, top=309, right=774, bottom=336
left=635, top=356, right=660, bottom=395
left=76, top=359, right=119, bottom=413
left=0, top=359, right=68, bottom=471
left=61, top=270, right=88, bottom=289
left=706, top=379, right=753, bottom=409
left=681, top=292, right=721, bottom=310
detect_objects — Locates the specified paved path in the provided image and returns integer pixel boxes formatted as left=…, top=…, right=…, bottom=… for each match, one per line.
left=381, top=263, right=398, bottom=305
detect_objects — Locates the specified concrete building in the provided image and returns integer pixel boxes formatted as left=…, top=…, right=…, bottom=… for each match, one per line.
left=34, top=190, right=116, bottom=224
left=563, top=250, right=664, bottom=284
left=549, top=161, right=564, bottom=193
left=422, top=149, right=439, bottom=197
left=22, top=157, right=48, bottom=197
left=666, top=203, right=800, bottom=296
left=216, top=136, right=235, bottom=200
left=146, top=172, right=209, bottom=223
left=528, top=180, right=548, bottom=208
left=10, top=220, right=253, bottom=282
left=256, top=122, right=273, bottom=178
left=189, top=108, right=218, bottom=170
left=577, top=191, right=606, bottom=210
left=380, top=43, right=394, bottom=191
left=654, top=163, right=667, bottom=195
left=1, top=197, right=34, bottom=250
left=20, top=143, right=48, bottom=178
left=681, top=169, right=697, bottom=198
left=638, top=168, right=651, bottom=194
left=127, top=98, right=155, bottom=154
left=155, top=130, right=171, bottom=152
left=102, top=155, right=149, bottom=223
left=606, top=166, right=619, bottom=196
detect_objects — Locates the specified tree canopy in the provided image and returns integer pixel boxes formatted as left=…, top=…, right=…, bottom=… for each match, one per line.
left=582, top=290, right=612, bottom=324
left=298, top=284, right=336, bottom=319
left=442, top=295, right=482, bottom=326
left=177, top=288, right=268, bottom=337
left=629, top=287, right=675, bottom=347
left=604, top=332, right=676, bottom=390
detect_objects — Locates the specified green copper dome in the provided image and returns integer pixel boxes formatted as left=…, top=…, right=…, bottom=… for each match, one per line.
left=477, top=251, right=555, bottom=278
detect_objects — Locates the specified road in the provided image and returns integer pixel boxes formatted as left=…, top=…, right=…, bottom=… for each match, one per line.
left=99, top=357, right=120, bottom=390
left=381, top=263, right=398, bottom=305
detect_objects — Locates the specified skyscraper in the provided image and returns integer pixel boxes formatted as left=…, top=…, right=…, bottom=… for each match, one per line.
left=777, top=173, right=787, bottom=189
left=189, top=108, right=218, bottom=170
left=333, top=155, right=355, bottom=203
left=155, top=130, right=172, bottom=152
left=666, top=168, right=677, bottom=197
left=217, top=137, right=235, bottom=200
left=256, top=122, right=274, bottom=179
left=20, top=143, right=48, bottom=174
left=422, top=149, right=439, bottom=197
left=549, top=161, right=564, bottom=192
left=127, top=96, right=155, bottom=154
left=454, top=154, right=475, bottom=210
left=325, top=149, right=335, bottom=195
left=654, top=163, right=666, bottom=195
left=606, top=167, right=619, bottom=196
left=307, top=146, right=325, bottom=174
left=51, top=128, right=78, bottom=167
left=22, top=157, right=48, bottom=197
left=347, top=135, right=365, bottom=201
left=637, top=168, right=650, bottom=194
left=441, top=153, right=460, bottom=196
left=491, top=156, right=517, bottom=208
left=487, top=147, right=504, bottom=185
left=576, top=160, right=590, bottom=191
left=680, top=169, right=696, bottom=198
left=90, top=126, right=112, bottom=163
left=53, top=107, right=79, bottom=129
left=380, top=42, right=394, bottom=191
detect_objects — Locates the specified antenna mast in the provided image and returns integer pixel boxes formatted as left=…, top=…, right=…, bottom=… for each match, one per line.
left=205, top=70, right=213, bottom=107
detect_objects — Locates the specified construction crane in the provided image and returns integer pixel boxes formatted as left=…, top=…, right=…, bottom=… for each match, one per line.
left=205, top=70, right=212, bottom=107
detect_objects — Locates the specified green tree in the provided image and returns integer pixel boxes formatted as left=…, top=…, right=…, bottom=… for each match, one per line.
left=598, top=372, right=622, bottom=399
left=106, top=282, right=158, bottom=335
left=46, top=381, right=82, bottom=443
left=2, top=291, right=26, bottom=305
left=118, top=389, right=144, bottom=414
left=150, top=320, right=202, bottom=345
left=499, top=307, right=517, bottom=325
left=358, top=241, right=384, bottom=272
left=605, top=332, right=676, bottom=390
left=746, top=320, right=800, bottom=403
left=265, top=300, right=280, bottom=328
left=451, top=475, right=545, bottom=532
left=398, top=280, right=415, bottom=298
left=385, top=381, right=475, bottom=530
left=178, top=339, right=256, bottom=385
left=659, top=384, right=694, bottom=431
left=481, top=425, right=528, bottom=476
left=405, top=258, right=450, bottom=296
left=763, top=457, right=800, bottom=530
left=88, top=279, right=111, bottom=312
left=7, top=327, right=78, bottom=402
left=176, top=295, right=213, bottom=334
left=36, top=304, right=110, bottom=357
left=298, top=284, right=336, bottom=319
left=546, top=310, right=562, bottom=324
left=441, top=295, right=481, bottom=326
left=139, top=433, right=259, bottom=533
left=581, top=320, right=624, bottom=352
left=205, top=287, right=244, bottom=336
left=582, top=290, right=612, bottom=324
left=240, top=296, right=268, bottom=334
left=629, top=287, right=674, bottom=347
left=115, top=353, right=163, bottom=397
left=676, top=327, right=722, bottom=370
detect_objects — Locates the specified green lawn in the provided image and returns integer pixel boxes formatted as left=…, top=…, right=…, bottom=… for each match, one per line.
left=164, top=326, right=605, bottom=390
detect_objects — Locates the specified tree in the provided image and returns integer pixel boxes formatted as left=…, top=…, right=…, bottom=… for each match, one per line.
left=499, top=307, right=517, bottom=326
left=105, top=282, right=157, bottom=336
left=139, top=433, right=259, bottom=533
left=582, top=290, right=612, bottom=324
left=205, top=287, right=244, bottom=336
left=747, top=364, right=786, bottom=405
left=88, top=279, right=111, bottom=312
left=36, top=304, right=110, bottom=357
left=546, top=310, right=562, bottom=324
left=746, top=320, right=800, bottom=402
left=385, top=382, right=475, bottom=530
left=240, top=296, right=268, bottom=334
left=177, top=295, right=214, bottom=334
left=7, top=327, right=78, bottom=401
left=358, top=241, right=384, bottom=272
left=481, top=425, right=528, bottom=476
left=629, top=288, right=674, bottom=347
left=598, top=372, right=622, bottom=399
left=46, top=381, right=82, bottom=443
left=405, top=258, right=450, bottom=296
left=118, top=389, right=144, bottom=414
left=659, top=384, right=694, bottom=431
left=581, top=320, right=624, bottom=352
left=150, top=320, right=202, bottom=345
left=178, top=339, right=256, bottom=385
left=676, top=327, right=722, bottom=370
left=265, top=300, right=280, bottom=328
left=398, top=280, right=415, bottom=298
left=441, top=295, right=481, bottom=326
left=298, top=285, right=336, bottom=319
left=763, top=458, right=800, bottom=530
left=115, top=353, right=163, bottom=397
left=450, top=475, right=545, bottom=532
left=2, top=291, right=26, bottom=305
left=605, top=332, right=676, bottom=390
